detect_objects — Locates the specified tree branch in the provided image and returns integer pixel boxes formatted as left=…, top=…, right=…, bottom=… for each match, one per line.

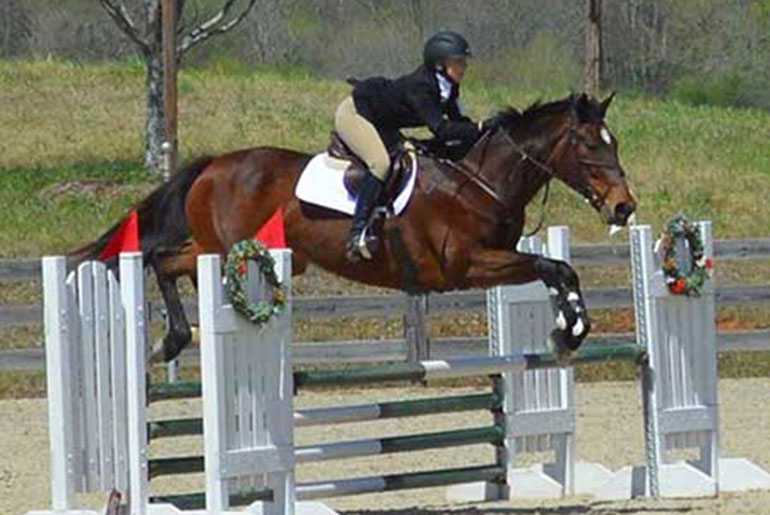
left=176, top=0, right=188, bottom=36
left=179, top=0, right=256, bottom=54
left=98, top=0, right=149, bottom=53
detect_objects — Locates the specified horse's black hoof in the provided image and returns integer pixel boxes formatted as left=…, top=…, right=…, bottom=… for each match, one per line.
left=549, top=329, right=575, bottom=365
left=158, top=333, right=186, bottom=363
left=149, top=339, right=181, bottom=363
left=164, top=343, right=182, bottom=363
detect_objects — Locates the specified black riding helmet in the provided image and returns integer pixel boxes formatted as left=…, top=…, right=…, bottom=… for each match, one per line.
left=423, top=31, right=472, bottom=70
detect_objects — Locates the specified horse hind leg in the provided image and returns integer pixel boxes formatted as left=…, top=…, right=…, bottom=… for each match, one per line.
left=149, top=242, right=200, bottom=363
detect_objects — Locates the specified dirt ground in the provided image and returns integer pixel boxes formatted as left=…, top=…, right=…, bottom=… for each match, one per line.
left=3, top=378, right=770, bottom=515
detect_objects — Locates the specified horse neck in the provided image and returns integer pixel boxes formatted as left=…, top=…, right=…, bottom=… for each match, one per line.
left=469, top=129, right=556, bottom=212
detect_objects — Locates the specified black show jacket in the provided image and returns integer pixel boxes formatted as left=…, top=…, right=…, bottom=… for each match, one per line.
left=351, top=65, right=480, bottom=151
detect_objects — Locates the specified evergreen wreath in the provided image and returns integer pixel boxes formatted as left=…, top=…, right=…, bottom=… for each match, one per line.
left=224, top=239, right=286, bottom=324
left=658, top=214, right=713, bottom=296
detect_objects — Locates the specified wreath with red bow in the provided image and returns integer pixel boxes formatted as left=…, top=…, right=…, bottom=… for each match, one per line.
left=224, top=239, right=286, bottom=324
left=658, top=214, right=713, bottom=296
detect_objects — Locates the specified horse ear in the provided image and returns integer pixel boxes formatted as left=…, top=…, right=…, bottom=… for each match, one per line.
left=575, top=93, right=590, bottom=121
left=600, top=91, right=616, bottom=117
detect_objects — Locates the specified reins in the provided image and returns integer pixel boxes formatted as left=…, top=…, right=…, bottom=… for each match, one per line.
left=430, top=117, right=621, bottom=239
left=438, top=126, right=568, bottom=237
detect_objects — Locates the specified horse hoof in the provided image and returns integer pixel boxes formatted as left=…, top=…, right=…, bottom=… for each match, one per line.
left=150, top=337, right=183, bottom=363
left=548, top=329, right=575, bottom=365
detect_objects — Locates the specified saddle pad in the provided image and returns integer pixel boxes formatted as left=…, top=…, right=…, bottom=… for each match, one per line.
left=295, top=152, right=416, bottom=216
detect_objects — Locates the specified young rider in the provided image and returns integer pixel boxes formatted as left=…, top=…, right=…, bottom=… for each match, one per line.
left=334, top=31, right=482, bottom=262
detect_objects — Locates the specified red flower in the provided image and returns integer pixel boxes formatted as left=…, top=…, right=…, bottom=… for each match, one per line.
left=238, top=265, right=247, bottom=275
left=670, top=278, right=686, bottom=295
left=705, top=258, right=713, bottom=269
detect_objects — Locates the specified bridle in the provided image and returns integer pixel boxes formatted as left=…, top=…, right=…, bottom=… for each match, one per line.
left=441, top=121, right=620, bottom=235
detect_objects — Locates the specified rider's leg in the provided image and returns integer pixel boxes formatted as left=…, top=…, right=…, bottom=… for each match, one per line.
left=347, top=172, right=383, bottom=261
left=334, top=97, right=390, bottom=261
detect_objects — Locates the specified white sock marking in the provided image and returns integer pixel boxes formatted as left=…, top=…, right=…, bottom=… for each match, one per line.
left=556, top=311, right=567, bottom=330
left=572, top=318, right=585, bottom=337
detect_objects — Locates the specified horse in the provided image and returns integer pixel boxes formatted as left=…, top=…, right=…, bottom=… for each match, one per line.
left=71, top=92, right=636, bottom=363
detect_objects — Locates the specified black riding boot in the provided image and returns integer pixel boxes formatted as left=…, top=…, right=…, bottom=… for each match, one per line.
left=346, top=172, right=384, bottom=262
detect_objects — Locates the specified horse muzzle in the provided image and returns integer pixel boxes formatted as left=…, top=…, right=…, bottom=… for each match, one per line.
left=600, top=198, right=636, bottom=226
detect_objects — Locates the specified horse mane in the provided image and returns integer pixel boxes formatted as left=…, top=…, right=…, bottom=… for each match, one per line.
left=488, top=93, right=605, bottom=138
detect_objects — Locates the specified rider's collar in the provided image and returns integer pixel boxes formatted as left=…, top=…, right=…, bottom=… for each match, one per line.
left=436, top=72, right=453, bottom=102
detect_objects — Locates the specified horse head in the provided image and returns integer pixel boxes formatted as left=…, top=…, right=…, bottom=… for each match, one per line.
left=480, top=93, right=636, bottom=227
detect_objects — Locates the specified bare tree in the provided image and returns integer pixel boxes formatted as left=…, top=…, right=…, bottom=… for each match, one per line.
left=585, top=0, right=602, bottom=94
left=99, top=0, right=256, bottom=176
left=0, top=0, right=32, bottom=57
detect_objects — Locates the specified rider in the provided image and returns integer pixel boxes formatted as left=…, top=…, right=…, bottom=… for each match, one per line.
left=335, top=30, right=482, bottom=262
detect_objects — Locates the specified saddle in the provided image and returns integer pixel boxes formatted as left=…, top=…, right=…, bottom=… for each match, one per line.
left=327, top=131, right=414, bottom=210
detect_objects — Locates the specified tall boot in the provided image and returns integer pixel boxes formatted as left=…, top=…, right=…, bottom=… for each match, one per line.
left=346, top=172, right=384, bottom=262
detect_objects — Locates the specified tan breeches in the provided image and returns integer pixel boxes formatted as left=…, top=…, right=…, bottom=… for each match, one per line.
left=334, top=96, right=390, bottom=181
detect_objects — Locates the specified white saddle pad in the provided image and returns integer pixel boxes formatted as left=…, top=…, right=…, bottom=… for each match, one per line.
left=295, top=152, right=417, bottom=216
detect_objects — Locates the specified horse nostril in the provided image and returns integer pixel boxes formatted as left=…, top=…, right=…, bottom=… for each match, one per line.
left=615, top=202, right=635, bottom=223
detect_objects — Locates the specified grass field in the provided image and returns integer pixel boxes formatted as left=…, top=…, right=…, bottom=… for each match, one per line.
left=2, top=59, right=770, bottom=256
left=1, top=59, right=769, bottom=397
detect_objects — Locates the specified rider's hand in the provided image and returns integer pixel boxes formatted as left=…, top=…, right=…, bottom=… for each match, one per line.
left=480, top=116, right=503, bottom=133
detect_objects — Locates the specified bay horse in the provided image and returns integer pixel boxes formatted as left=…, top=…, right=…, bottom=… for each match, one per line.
left=71, top=92, right=635, bottom=362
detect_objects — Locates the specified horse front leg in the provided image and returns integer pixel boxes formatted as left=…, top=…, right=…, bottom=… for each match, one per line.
left=534, top=254, right=591, bottom=358
left=465, top=249, right=591, bottom=359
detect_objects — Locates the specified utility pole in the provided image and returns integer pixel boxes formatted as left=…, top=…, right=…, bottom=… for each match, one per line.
left=585, top=0, right=603, bottom=95
left=162, top=0, right=178, bottom=180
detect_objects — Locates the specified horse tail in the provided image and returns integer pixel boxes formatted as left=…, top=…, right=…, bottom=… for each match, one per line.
left=68, top=156, right=214, bottom=268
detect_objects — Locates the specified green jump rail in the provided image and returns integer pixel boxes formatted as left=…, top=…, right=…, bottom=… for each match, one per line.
left=148, top=391, right=502, bottom=439
left=150, top=488, right=273, bottom=511
left=148, top=425, right=504, bottom=478
left=295, top=343, right=646, bottom=389
left=148, top=343, right=646, bottom=402
left=150, top=464, right=505, bottom=510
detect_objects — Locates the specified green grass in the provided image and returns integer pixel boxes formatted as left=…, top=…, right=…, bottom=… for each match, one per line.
left=0, top=160, right=150, bottom=256
left=2, top=59, right=770, bottom=257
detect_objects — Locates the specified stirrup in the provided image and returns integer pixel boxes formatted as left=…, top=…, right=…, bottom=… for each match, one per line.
left=346, top=228, right=373, bottom=262
left=347, top=224, right=381, bottom=262
left=356, top=228, right=373, bottom=260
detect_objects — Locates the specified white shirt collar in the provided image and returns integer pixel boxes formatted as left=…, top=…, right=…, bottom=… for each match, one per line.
left=436, top=72, right=453, bottom=102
